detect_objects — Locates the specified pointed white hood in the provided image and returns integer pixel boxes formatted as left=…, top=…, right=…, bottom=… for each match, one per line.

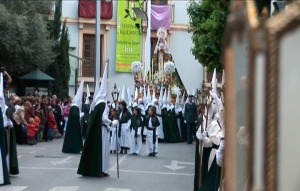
left=167, top=88, right=171, bottom=104
left=127, top=86, right=132, bottom=103
left=152, top=88, right=156, bottom=101
left=221, top=69, right=225, bottom=88
left=146, top=85, right=151, bottom=104
left=180, top=91, right=185, bottom=105
left=0, top=73, right=5, bottom=113
left=94, top=62, right=108, bottom=105
left=143, top=85, right=147, bottom=104
left=192, top=89, right=196, bottom=97
left=159, top=85, right=164, bottom=107
left=72, top=80, right=84, bottom=109
left=211, top=68, right=218, bottom=94
left=175, top=91, right=180, bottom=106
left=134, top=87, right=138, bottom=100
left=120, top=85, right=126, bottom=102
left=163, top=88, right=167, bottom=104
left=85, top=84, right=91, bottom=104
left=94, top=77, right=100, bottom=99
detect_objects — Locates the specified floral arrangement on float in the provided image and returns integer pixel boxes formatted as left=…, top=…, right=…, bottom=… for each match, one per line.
left=131, top=61, right=143, bottom=83
left=131, top=61, right=143, bottom=73
left=163, top=61, right=176, bottom=74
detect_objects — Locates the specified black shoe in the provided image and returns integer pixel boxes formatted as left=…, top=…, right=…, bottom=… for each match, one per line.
left=152, top=152, right=156, bottom=157
left=102, top=172, right=110, bottom=177
left=110, top=151, right=112, bottom=154
left=148, top=153, right=153, bottom=156
left=132, top=153, right=138, bottom=155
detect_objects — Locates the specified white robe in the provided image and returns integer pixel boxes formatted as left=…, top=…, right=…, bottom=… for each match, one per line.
left=119, top=113, right=131, bottom=148
left=101, top=106, right=111, bottom=174
left=130, top=126, right=142, bottom=154
left=145, top=119, right=159, bottom=154
left=109, top=119, right=119, bottom=151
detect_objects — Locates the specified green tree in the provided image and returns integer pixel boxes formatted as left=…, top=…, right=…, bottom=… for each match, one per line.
left=187, top=0, right=231, bottom=72
left=0, top=1, right=55, bottom=76
left=58, top=21, right=70, bottom=98
left=47, top=0, right=70, bottom=98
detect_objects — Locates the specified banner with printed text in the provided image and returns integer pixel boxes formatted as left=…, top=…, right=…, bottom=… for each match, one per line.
left=115, top=1, right=141, bottom=72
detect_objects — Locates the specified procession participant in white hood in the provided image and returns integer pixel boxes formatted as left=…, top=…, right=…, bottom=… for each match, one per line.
left=0, top=73, right=10, bottom=185
left=78, top=63, right=112, bottom=177
left=62, top=81, right=84, bottom=154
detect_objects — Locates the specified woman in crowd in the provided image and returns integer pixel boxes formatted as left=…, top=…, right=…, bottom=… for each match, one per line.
left=13, top=97, right=27, bottom=144
left=47, top=108, right=57, bottom=141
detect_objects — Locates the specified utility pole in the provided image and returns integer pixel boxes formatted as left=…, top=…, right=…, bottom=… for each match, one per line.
left=95, top=0, right=101, bottom=91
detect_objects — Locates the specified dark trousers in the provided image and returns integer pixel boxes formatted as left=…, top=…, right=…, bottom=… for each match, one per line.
left=186, top=122, right=196, bottom=143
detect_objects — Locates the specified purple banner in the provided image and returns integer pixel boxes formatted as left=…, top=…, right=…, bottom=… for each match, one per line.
left=151, top=5, right=171, bottom=30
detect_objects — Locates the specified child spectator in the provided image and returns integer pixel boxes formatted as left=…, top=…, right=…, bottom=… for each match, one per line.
left=27, top=118, right=38, bottom=145
left=109, top=108, right=119, bottom=154
left=47, top=108, right=57, bottom=141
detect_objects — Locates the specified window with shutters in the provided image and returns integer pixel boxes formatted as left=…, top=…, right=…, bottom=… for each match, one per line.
left=82, top=34, right=103, bottom=77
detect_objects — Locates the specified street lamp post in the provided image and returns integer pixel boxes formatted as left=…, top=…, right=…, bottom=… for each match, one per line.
left=111, top=83, right=120, bottom=110
left=111, top=83, right=120, bottom=178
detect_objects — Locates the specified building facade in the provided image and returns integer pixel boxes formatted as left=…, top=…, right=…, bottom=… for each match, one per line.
left=62, top=0, right=203, bottom=99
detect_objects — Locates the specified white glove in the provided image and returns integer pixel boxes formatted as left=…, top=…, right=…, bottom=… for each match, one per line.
left=80, top=112, right=84, bottom=118
left=197, top=132, right=205, bottom=141
left=112, top=120, right=118, bottom=126
left=196, top=129, right=202, bottom=140
left=217, top=140, right=225, bottom=167
left=219, top=140, right=225, bottom=151
left=184, top=120, right=187, bottom=123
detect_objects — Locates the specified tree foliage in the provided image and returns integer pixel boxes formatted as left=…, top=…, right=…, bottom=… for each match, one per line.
left=187, top=0, right=231, bottom=72
left=47, top=0, right=70, bottom=98
left=0, top=0, right=56, bottom=76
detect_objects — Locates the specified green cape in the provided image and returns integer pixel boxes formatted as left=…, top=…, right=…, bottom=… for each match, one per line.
left=82, top=103, right=90, bottom=139
left=77, top=102, right=105, bottom=177
left=0, top=109, right=10, bottom=185
left=7, top=126, right=19, bottom=175
left=62, top=106, right=83, bottom=154
left=194, top=140, right=200, bottom=191
left=198, top=147, right=221, bottom=191
left=169, top=108, right=181, bottom=141
left=5, top=107, right=19, bottom=175
left=161, top=108, right=178, bottom=143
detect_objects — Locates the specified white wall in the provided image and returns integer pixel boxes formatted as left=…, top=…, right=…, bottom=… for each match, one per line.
left=170, top=31, right=203, bottom=91
left=62, top=0, right=78, bottom=18
left=67, top=24, right=79, bottom=49
left=173, top=1, right=191, bottom=24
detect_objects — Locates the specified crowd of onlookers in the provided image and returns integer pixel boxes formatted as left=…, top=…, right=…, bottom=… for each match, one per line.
left=7, top=94, right=71, bottom=145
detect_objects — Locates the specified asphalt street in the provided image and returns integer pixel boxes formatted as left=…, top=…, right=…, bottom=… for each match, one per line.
left=1, top=138, right=195, bottom=191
